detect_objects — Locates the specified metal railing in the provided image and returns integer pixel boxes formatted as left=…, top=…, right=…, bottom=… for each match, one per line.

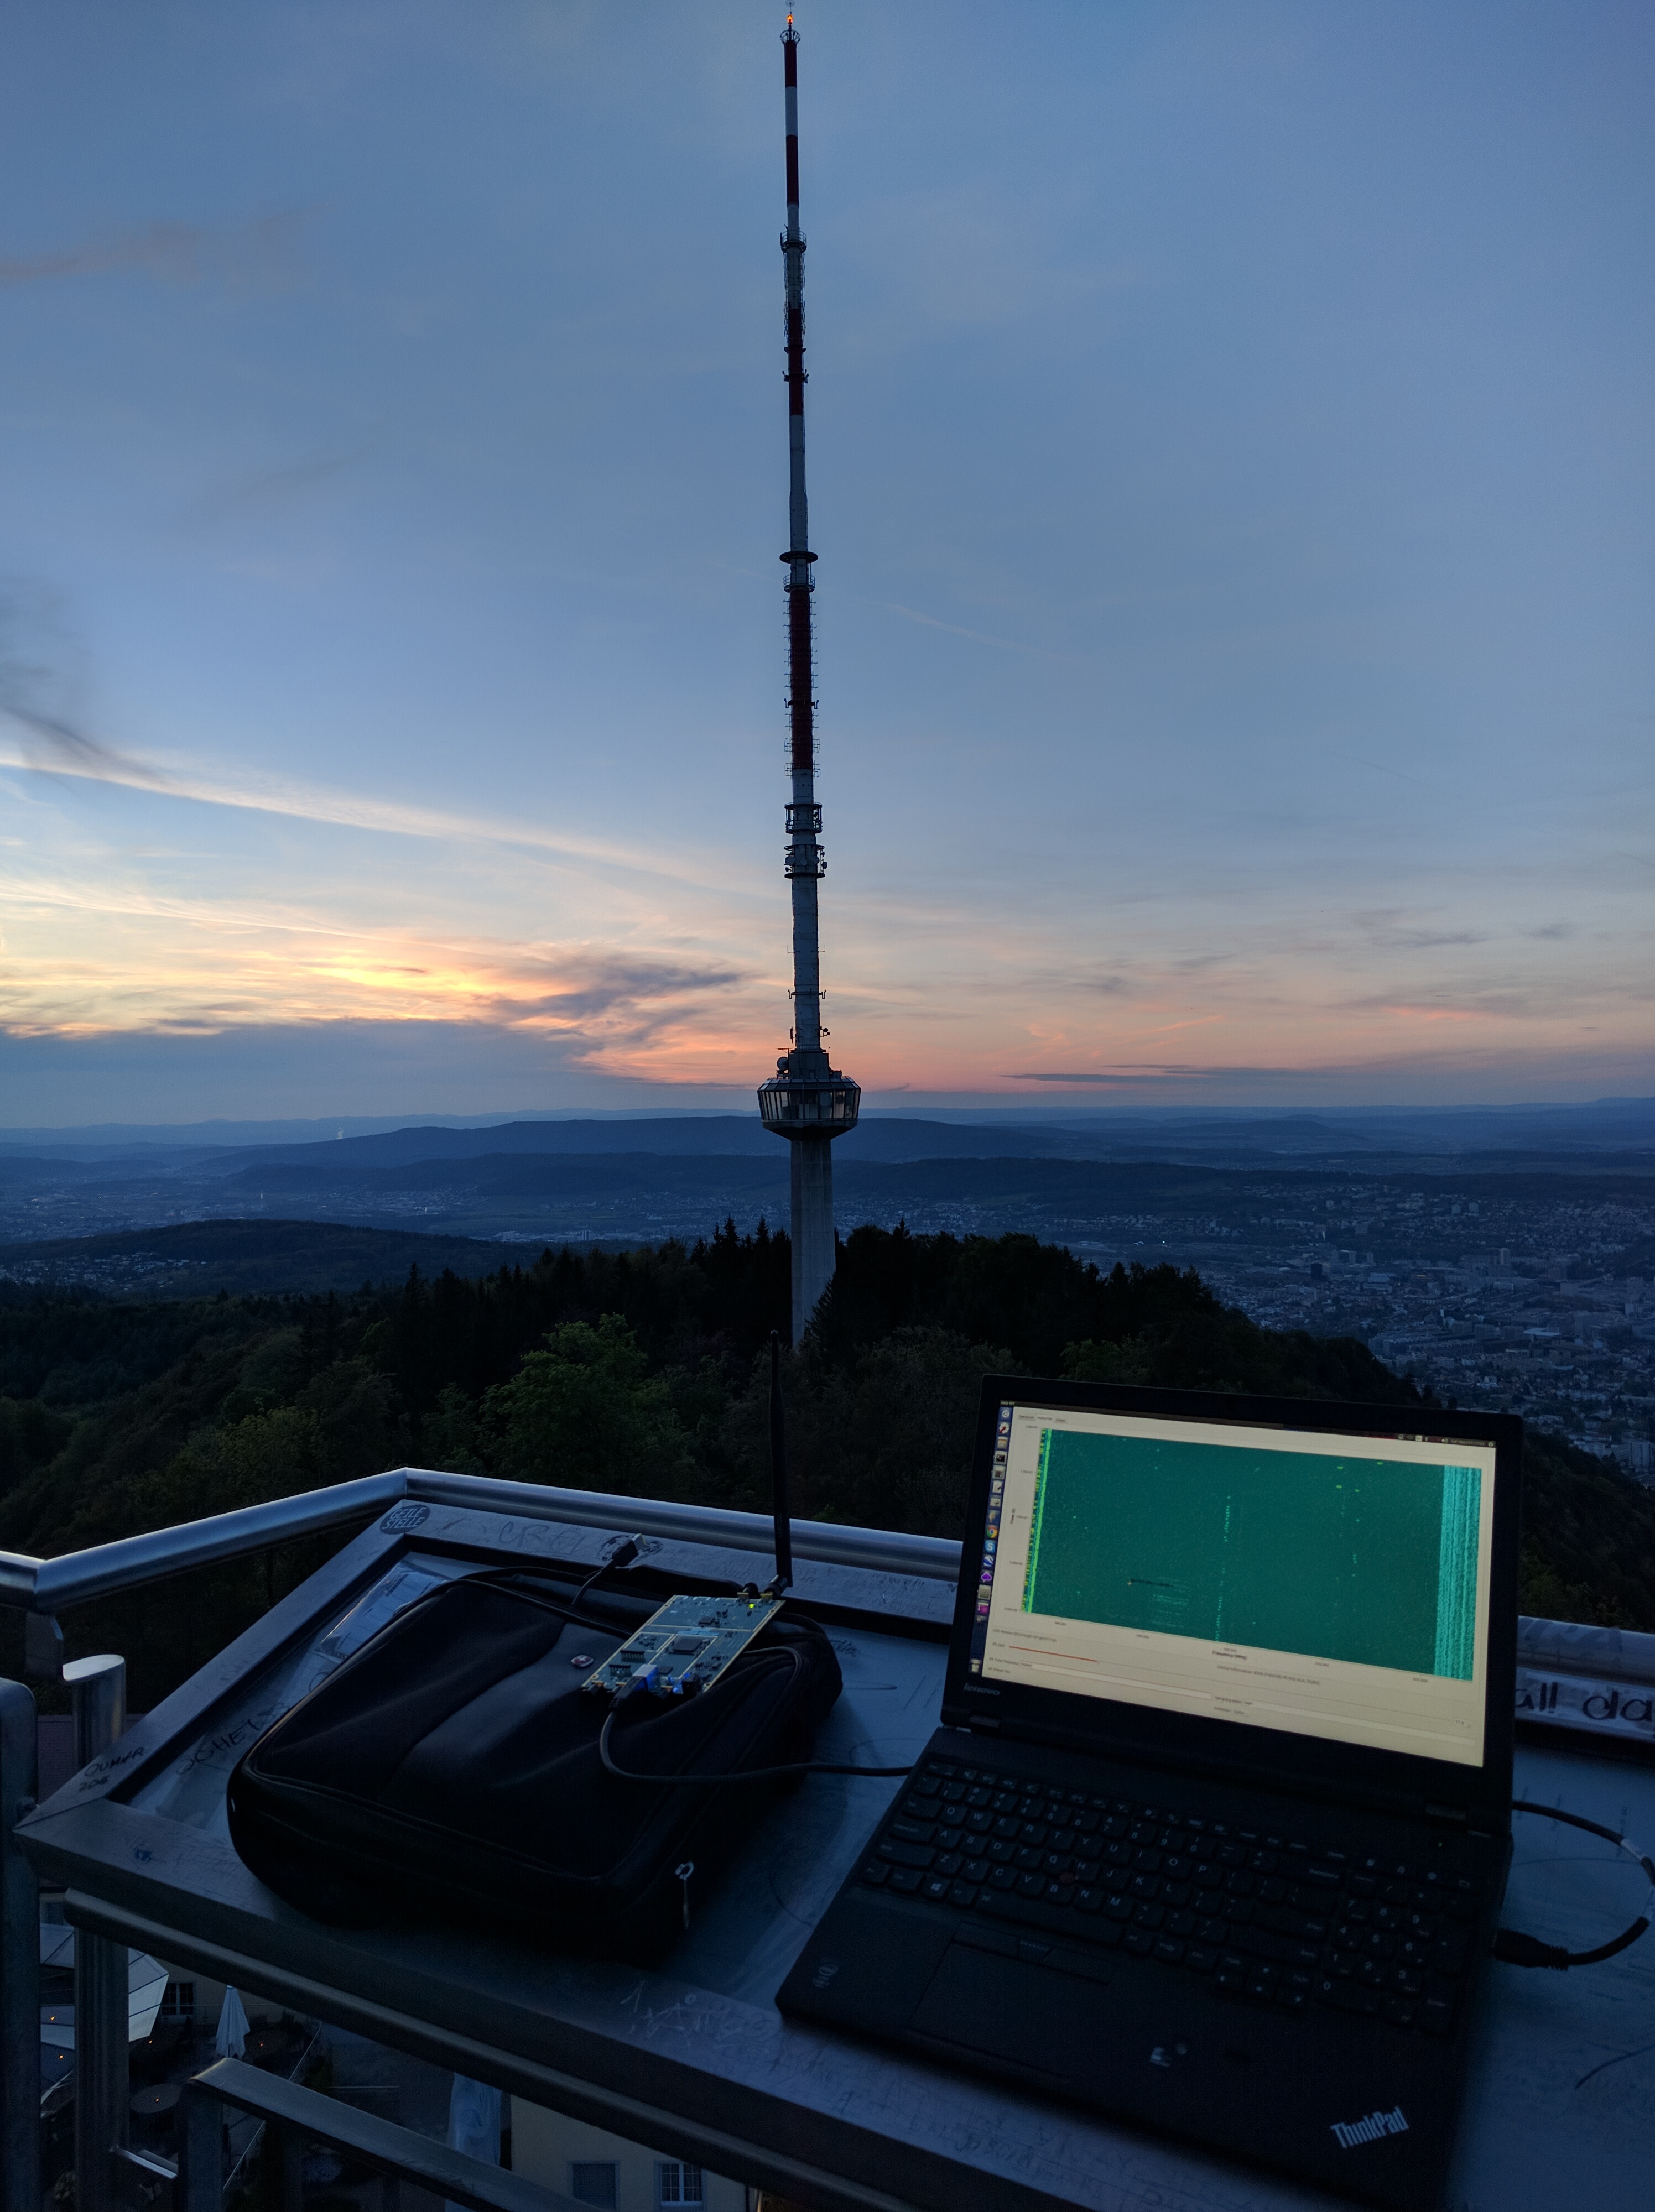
left=218, top=2020, right=323, bottom=2199
left=0, top=1679, right=38, bottom=2204
left=174, top=2056, right=592, bottom=2211
left=0, top=1467, right=962, bottom=2211
left=0, top=1464, right=964, bottom=1613
left=1, top=1463, right=1643, bottom=2210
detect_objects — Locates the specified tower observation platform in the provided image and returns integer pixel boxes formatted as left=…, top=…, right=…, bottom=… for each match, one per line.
left=5, top=1472, right=1651, bottom=2212
left=757, top=22, right=860, bottom=1344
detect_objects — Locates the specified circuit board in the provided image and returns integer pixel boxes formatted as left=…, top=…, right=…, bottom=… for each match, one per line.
left=581, top=1593, right=783, bottom=1700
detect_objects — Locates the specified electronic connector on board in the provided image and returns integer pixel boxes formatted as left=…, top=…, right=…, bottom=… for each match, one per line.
left=582, top=1594, right=784, bottom=1702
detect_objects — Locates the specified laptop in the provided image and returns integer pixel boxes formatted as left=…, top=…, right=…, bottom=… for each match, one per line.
left=778, top=1377, right=1522, bottom=2210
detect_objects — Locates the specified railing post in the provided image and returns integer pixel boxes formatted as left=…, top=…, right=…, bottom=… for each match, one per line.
left=279, top=2121, right=305, bottom=2211
left=68, top=1653, right=128, bottom=2212
left=175, top=2084, right=222, bottom=2212
left=1, top=1677, right=41, bottom=2212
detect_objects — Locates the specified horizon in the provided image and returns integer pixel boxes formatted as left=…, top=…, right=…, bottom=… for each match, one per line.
left=6, top=1091, right=1655, bottom=1152
left=3, top=3, right=1651, bottom=1124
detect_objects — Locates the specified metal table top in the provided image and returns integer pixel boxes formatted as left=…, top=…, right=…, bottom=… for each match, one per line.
left=17, top=1499, right=1655, bottom=2212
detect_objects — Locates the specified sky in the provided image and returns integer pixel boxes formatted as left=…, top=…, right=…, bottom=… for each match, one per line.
left=1, top=1, right=1651, bottom=1126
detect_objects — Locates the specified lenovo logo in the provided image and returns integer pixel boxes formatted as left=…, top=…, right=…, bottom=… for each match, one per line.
left=1330, top=2106, right=1409, bottom=2151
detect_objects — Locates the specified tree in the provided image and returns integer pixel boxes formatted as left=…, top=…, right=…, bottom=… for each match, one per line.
left=722, top=1325, right=1023, bottom=1536
left=486, top=1316, right=692, bottom=1498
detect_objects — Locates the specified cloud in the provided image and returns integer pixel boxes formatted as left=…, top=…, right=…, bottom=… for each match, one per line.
left=1352, top=917, right=1487, bottom=951
left=1002, top=1053, right=1548, bottom=1088
left=1334, top=753, right=1434, bottom=790
left=176, top=448, right=363, bottom=528
left=0, top=211, right=306, bottom=292
left=877, top=601, right=1079, bottom=664
left=0, top=696, right=162, bottom=785
left=0, top=730, right=757, bottom=896
left=1006, top=1067, right=1221, bottom=1084
left=1011, top=966, right=1144, bottom=1000
left=0, top=897, right=755, bottom=1050
left=470, top=948, right=751, bottom=1046
left=0, top=583, right=170, bottom=790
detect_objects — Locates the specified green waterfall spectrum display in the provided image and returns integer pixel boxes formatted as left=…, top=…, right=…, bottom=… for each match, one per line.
left=1021, top=1431, right=1481, bottom=1679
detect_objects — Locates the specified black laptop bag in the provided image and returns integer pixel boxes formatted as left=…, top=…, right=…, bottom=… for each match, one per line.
left=226, top=1568, right=842, bottom=1960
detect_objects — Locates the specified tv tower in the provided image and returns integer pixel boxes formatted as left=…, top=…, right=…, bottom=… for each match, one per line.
left=756, top=16, right=860, bottom=1342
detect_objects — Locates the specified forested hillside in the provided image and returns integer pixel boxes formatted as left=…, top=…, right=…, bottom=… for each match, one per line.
left=2, top=1222, right=1652, bottom=1706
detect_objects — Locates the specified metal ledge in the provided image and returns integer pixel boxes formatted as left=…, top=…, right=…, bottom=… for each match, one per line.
left=13, top=1489, right=1655, bottom=2212
left=0, top=1468, right=964, bottom=1611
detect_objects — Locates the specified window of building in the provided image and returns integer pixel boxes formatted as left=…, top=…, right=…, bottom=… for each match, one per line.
left=160, top=1983, right=195, bottom=2022
left=657, top=2163, right=704, bottom=2206
left=569, top=2163, right=618, bottom=2209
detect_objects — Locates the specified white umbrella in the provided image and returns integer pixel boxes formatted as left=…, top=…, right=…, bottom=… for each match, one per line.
left=128, top=1953, right=169, bottom=2043
left=445, top=2075, right=501, bottom=2212
left=215, top=1985, right=250, bottom=2058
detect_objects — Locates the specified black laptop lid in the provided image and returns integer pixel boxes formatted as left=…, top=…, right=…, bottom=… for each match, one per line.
left=943, top=1378, right=1522, bottom=1830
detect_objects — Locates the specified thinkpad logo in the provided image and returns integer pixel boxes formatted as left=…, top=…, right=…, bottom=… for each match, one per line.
left=1330, top=2106, right=1409, bottom=2151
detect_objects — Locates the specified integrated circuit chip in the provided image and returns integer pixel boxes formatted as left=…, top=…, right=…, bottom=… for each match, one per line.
left=582, top=1594, right=783, bottom=1700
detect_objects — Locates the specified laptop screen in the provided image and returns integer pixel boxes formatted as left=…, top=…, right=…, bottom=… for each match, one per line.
left=967, top=1398, right=1500, bottom=1768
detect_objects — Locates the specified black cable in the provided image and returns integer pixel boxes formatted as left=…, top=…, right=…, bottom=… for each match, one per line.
left=1493, top=1799, right=1655, bottom=1970
left=767, top=1329, right=793, bottom=1595
left=464, top=1545, right=645, bottom=1637
left=596, top=1648, right=915, bottom=1787
left=572, top=1537, right=641, bottom=1610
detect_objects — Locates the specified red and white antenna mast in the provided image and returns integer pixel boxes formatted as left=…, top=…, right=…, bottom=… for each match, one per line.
left=757, top=15, right=860, bottom=1342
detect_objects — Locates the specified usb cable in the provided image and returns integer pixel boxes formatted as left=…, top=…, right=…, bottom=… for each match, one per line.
left=597, top=1648, right=915, bottom=1786
left=1494, top=1801, right=1655, bottom=1969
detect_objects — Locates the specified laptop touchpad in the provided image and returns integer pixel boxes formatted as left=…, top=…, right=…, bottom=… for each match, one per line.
left=909, top=1943, right=1112, bottom=2085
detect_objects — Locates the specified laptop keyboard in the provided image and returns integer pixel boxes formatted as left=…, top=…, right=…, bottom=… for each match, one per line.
left=858, top=1756, right=1483, bottom=2036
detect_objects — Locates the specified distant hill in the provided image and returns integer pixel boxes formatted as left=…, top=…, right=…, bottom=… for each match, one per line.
left=6, top=1098, right=1654, bottom=1182
left=0, top=1218, right=515, bottom=1297
left=7, top=1142, right=1655, bottom=1295
left=220, top=1149, right=1655, bottom=1211
left=205, top=1115, right=1101, bottom=1175
left=227, top=1151, right=794, bottom=1198
left=130, top=1104, right=1655, bottom=1179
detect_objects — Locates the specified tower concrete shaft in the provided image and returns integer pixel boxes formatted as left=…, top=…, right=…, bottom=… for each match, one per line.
left=756, top=20, right=859, bottom=1343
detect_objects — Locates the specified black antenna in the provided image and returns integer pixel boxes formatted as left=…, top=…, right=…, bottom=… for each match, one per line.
left=767, top=1329, right=794, bottom=1593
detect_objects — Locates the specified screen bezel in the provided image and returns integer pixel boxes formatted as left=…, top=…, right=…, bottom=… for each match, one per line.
left=943, top=1375, right=1522, bottom=1827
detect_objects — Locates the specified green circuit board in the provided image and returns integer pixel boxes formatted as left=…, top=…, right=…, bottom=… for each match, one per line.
left=581, top=1593, right=783, bottom=1700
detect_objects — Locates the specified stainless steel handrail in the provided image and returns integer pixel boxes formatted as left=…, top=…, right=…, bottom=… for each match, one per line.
left=219, top=2019, right=323, bottom=2200
left=404, top=1469, right=964, bottom=1581
left=176, top=2057, right=593, bottom=2212
left=0, top=1473, right=407, bottom=1610
left=0, top=1681, right=39, bottom=2211
left=0, top=1467, right=964, bottom=1612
